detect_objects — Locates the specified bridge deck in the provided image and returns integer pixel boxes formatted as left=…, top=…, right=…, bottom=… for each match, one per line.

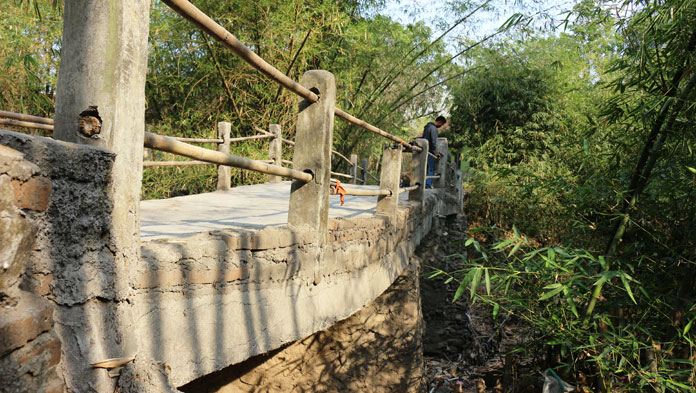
left=140, top=181, right=416, bottom=239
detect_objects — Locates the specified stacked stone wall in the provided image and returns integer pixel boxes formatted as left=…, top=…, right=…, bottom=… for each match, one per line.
left=1, top=138, right=64, bottom=393
left=1, top=129, right=126, bottom=393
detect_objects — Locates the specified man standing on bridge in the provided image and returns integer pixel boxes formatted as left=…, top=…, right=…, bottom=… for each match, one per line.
left=423, top=115, right=447, bottom=188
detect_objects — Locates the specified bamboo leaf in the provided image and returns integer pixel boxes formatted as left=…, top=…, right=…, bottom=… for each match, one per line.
left=484, top=268, right=491, bottom=295
left=471, top=268, right=483, bottom=300
left=539, top=285, right=565, bottom=300
left=619, top=274, right=637, bottom=304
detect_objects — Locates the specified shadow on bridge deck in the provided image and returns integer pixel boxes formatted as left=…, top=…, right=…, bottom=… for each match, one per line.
left=140, top=181, right=419, bottom=239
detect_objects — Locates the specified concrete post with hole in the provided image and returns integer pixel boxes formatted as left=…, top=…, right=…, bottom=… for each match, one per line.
left=52, top=1, right=151, bottom=392
left=435, top=137, right=448, bottom=189
left=408, top=138, right=428, bottom=202
left=288, top=70, right=336, bottom=246
left=216, top=122, right=231, bottom=191
left=268, top=123, right=282, bottom=183
left=376, top=145, right=403, bottom=225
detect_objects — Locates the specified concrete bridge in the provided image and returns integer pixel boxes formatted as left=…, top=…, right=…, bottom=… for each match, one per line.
left=0, top=1, right=463, bottom=392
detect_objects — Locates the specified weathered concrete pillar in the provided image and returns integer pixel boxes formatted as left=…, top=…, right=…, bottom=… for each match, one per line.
left=52, top=1, right=150, bottom=392
left=288, top=70, right=336, bottom=245
left=350, top=154, right=358, bottom=184
left=361, top=158, right=368, bottom=184
left=408, top=139, right=428, bottom=202
left=267, top=124, right=282, bottom=183
left=216, top=122, right=231, bottom=191
left=435, top=137, right=448, bottom=189
left=376, top=145, right=403, bottom=224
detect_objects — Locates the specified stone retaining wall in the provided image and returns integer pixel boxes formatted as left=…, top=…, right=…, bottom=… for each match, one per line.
left=1, top=141, right=64, bottom=393
left=1, top=129, right=127, bottom=393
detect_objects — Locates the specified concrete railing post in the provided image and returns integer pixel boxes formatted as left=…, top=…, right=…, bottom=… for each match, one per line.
left=268, top=124, right=282, bottom=183
left=408, top=138, right=428, bottom=202
left=288, top=70, right=336, bottom=246
left=376, top=145, right=402, bottom=224
left=216, top=122, right=231, bottom=191
left=350, top=154, right=358, bottom=184
left=360, top=158, right=368, bottom=184
left=435, top=137, right=448, bottom=189
left=52, top=1, right=151, bottom=391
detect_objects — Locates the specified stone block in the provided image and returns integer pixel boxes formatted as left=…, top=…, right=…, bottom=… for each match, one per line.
left=0, top=176, right=37, bottom=296
left=0, top=292, right=54, bottom=356
left=0, top=144, right=39, bottom=180
left=0, top=331, right=65, bottom=393
left=11, top=176, right=51, bottom=211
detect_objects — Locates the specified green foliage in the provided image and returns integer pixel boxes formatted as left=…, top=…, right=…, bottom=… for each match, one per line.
left=0, top=1, right=61, bottom=123
left=432, top=229, right=696, bottom=392
left=144, top=0, right=456, bottom=195
left=440, top=0, right=696, bottom=391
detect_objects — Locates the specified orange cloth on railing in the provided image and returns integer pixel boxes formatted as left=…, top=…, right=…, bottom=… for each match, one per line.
left=331, top=179, right=346, bottom=206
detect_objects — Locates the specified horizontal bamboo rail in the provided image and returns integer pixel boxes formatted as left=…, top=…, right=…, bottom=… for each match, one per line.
left=331, top=172, right=354, bottom=179
left=333, top=151, right=352, bottom=166
left=0, top=110, right=54, bottom=125
left=399, top=185, right=419, bottom=194
left=342, top=186, right=391, bottom=197
left=255, top=126, right=369, bottom=175
left=255, top=126, right=296, bottom=146
left=143, top=160, right=210, bottom=167
left=426, top=175, right=441, bottom=180
left=0, top=118, right=54, bottom=131
left=281, top=159, right=293, bottom=165
left=173, top=134, right=272, bottom=144
left=229, top=134, right=273, bottom=142
left=331, top=180, right=391, bottom=197
left=144, top=132, right=313, bottom=182
left=162, top=0, right=422, bottom=153
left=173, top=137, right=224, bottom=143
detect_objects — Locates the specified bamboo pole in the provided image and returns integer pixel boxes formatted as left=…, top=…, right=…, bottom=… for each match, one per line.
left=143, top=160, right=210, bottom=167
left=161, top=0, right=422, bottom=153
left=341, top=187, right=391, bottom=197
left=0, top=110, right=54, bottom=125
left=333, top=108, right=423, bottom=152
left=0, top=119, right=54, bottom=131
left=331, top=180, right=391, bottom=197
left=144, top=132, right=312, bottom=182
left=331, top=172, right=354, bottom=179
left=399, top=185, right=419, bottom=194
left=229, top=134, right=273, bottom=142
left=174, top=137, right=224, bottom=143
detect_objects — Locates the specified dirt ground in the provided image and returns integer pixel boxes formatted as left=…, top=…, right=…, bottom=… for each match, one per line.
left=418, top=215, right=542, bottom=393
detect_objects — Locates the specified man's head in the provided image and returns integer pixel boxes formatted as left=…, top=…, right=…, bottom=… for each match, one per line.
left=435, top=115, right=447, bottom=127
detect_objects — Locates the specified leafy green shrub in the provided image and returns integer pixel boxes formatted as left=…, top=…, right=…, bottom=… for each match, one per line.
left=430, top=229, right=696, bottom=392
